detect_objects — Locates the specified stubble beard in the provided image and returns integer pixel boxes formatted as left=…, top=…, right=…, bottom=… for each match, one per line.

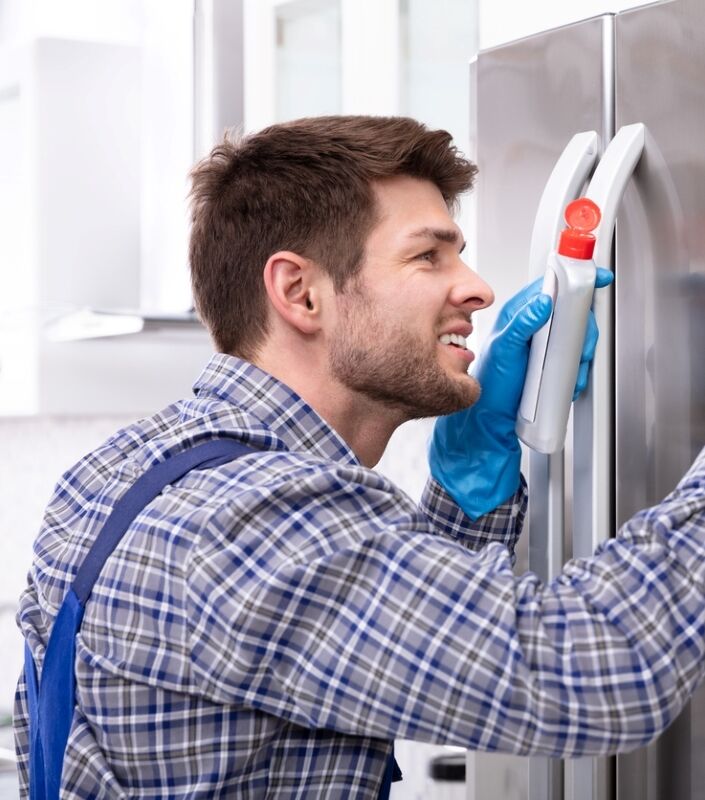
left=328, top=289, right=480, bottom=420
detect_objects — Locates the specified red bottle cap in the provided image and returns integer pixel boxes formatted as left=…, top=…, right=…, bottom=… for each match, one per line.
left=557, top=198, right=602, bottom=259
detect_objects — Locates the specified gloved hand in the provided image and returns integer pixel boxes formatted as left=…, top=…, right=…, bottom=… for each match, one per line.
left=429, top=268, right=614, bottom=520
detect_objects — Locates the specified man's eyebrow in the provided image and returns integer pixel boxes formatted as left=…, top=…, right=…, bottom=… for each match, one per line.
left=407, top=227, right=466, bottom=251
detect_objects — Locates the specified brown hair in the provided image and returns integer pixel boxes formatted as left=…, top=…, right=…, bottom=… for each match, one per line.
left=189, top=115, right=477, bottom=359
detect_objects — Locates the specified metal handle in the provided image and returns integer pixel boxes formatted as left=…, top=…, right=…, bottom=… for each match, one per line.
left=526, top=130, right=600, bottom=583
left=573, top=123, right=645, bottom=559
left=527, top=131, right=600, bottom=281
left=526, top=130, right=600, bottom=800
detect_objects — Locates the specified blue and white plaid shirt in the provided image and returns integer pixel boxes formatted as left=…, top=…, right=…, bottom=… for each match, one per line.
left=14, top=354, right=705, bottom=798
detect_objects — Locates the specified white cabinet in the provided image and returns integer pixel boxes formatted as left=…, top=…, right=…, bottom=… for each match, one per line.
left=0, top=37, right=213, bottom=415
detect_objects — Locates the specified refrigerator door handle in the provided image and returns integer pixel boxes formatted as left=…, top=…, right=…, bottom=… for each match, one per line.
left=585, top=123, right=645, bottom=267
left=526, top=123, right=644, bottom=800
left=573, top=122, right=645, bottom=561
left=526, top=131, right=599, bottom=800
left=528, top=130, right=600, bottom=281
left=525, top=130, right=600, bottom=591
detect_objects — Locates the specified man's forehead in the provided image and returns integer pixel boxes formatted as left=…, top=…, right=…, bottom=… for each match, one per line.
left=368, top=175, right=463, bottom=245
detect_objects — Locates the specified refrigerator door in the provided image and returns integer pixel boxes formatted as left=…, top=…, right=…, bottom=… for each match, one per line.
left=614, top=1, right=705, bottom=798
left=471, top=2, right=705, bottom=799
left=469, top=15, right=609, bottom=800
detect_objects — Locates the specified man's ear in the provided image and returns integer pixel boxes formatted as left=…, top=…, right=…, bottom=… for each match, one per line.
left=263, top=251, right=323, bottom=335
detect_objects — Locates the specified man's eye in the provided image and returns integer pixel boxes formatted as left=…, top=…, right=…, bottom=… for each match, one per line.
left=416, top=249, right=437, bottom=262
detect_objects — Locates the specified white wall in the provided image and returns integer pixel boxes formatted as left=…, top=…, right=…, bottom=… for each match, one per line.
left=479, top=0, right=653, bottom=49
left=0, top=417, right=134, bottom=710
left=0, top=0, right=143, bottom=45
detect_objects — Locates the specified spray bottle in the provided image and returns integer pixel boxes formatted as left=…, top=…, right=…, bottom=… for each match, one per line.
left=516, top=197, right=602, bottom=454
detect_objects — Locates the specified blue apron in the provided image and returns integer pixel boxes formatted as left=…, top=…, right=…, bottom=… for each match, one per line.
left=23, top=438, right=401, bottom=799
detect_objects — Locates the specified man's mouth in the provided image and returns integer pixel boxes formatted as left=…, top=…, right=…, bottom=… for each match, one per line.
left=438, top=333, right=468, bottom=350
left=437, top=330, right=475, bottom=366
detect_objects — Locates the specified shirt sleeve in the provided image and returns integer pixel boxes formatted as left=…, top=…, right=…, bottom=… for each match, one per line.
left=185, top=448, right=705, bottom=758
left=419, top=473, right=527, bottom=559
left=13, top=670, right=30, bottom=799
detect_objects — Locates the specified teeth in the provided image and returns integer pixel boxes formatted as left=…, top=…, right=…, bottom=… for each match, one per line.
left=438, top=333, right=467, bottom=349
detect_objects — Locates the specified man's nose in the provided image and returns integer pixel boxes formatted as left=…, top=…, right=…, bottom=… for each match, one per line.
left=449, top=262, right=494, bottom=311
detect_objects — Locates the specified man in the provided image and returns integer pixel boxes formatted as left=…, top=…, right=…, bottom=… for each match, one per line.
left=15, top=116, right=705, bottom=798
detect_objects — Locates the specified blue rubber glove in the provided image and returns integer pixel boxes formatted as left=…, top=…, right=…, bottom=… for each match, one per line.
left=429, top=268, right=614, bottom=520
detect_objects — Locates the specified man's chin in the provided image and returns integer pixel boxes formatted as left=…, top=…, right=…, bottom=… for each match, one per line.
left=443, top=372, right=481, bottom=412
left=405, top=373, right=480, bottom=419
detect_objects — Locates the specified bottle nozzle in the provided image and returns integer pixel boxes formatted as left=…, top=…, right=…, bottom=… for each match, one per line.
left=558, top=198, right=601, bottom=259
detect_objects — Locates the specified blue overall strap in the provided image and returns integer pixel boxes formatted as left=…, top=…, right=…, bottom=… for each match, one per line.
left=378, top=743, right=403, bottom=800
left=27, top=438, right=256, bottom=800
left=24, top=641, right=45, bottom=800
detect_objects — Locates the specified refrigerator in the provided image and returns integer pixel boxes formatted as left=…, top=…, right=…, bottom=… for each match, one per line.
left=468, top=1, right=705, bottom=799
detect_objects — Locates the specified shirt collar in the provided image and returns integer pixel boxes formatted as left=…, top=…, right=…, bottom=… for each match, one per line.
left=192, top=353, right=359, bottom=466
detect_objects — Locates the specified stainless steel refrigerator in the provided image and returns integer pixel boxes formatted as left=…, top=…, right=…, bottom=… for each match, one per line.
left=468, top=1, right=705, bottom=798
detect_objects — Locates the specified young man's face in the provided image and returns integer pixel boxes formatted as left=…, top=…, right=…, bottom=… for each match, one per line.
left=328, top=175, right=494, bottom=419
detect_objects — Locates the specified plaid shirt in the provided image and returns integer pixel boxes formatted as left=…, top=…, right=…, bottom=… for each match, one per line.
left=14, top=354, right=705, bottom=798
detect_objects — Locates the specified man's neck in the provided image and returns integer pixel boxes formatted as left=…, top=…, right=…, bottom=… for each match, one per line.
left=252, top=350, right=403, bottom=468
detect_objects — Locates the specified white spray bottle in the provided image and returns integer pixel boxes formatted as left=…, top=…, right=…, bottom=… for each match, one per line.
left=516, top=197, right=602, bottom=455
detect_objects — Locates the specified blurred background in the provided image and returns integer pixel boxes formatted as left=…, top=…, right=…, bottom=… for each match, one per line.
left=0, top=1, right=645, bottom=796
